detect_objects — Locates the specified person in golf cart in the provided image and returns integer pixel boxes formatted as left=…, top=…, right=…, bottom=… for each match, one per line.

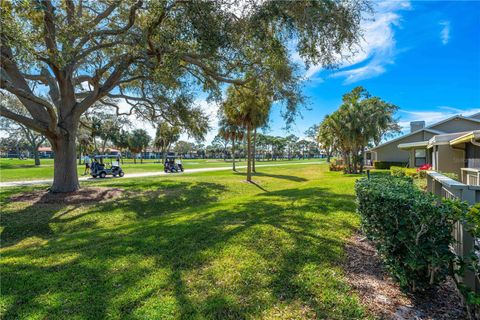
left=91, top=155, right=125, bottom=178
left=164, top=154, right=184, bottom=173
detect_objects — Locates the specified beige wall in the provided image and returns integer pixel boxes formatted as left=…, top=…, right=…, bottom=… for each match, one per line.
left=433, top=144, right=466, bottom=176
left=373, top=130, right=435, bottom=163
left=371, top=117, right=479, bottom=165
left=431, top=118, right=480, bottom=133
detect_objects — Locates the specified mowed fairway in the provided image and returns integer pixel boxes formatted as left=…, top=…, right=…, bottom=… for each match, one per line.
left=0, top=164, right=367, bottom=319
left=0, top=158, right=321, bottom=182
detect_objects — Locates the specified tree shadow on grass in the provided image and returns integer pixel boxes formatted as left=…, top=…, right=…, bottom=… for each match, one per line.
left=0, top=180, right=226, bottom=248
left=1, top=183, right=364, bottom=319
left=252, top=172, right=308, bottom=182
left=232, top=171, right=308, bottom=183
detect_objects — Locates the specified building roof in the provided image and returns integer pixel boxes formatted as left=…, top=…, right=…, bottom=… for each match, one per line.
left=369, top=128, right=444, bottom=151
left=38, top=147, right=52, bottom=152
left=398, top=141, right=429, bottom=150
left=369, top=113, right=480, bottom=151
left=426, top=131, right=475, bottom=149
left=450, top=130, right=480, bottom=146
left=428, top=114, right=480, bottom=129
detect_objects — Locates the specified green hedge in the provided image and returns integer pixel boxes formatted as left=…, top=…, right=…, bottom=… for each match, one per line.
left=373, top=161, right=407, bottom=169
left=329, top=162, right=344, bottom=172
left=390, top=166, right=418, bottom=178
left=355, top=176, right=464, bottom=292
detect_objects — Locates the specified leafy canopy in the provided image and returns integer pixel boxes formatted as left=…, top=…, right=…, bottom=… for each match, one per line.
left=1, top=0, right=368, bottom=140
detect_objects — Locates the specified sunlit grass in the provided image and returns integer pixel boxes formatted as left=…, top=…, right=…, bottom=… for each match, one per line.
left=0, top=158, right=322, bottom=182
left=0, top=164, right=369, bottom=319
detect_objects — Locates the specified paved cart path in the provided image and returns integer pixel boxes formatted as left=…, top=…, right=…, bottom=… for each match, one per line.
left=0, top=161, right=323, bottom=187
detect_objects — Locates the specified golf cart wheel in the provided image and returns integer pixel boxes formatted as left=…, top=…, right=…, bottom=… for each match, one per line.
left=100, top=172, right=106, bottom=179
left=112, top=174, right=117, bottom=177
left=92, top=175, right=97, bottom=178
left=119, top=171, right=124, bottom=177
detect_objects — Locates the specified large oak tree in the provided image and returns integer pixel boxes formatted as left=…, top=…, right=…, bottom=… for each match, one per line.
left=0, top=0, right=367, bottom=192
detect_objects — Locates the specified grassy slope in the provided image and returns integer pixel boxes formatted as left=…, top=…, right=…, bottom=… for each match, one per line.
left=0, top=164, right=368, bottom=320
left=0, top=158, right=320, bottom=182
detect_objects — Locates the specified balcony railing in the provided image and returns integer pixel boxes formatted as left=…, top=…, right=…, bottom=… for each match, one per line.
left=426, top=171, right=480, bottom=296
left=461, top=167, right=480, bottom=186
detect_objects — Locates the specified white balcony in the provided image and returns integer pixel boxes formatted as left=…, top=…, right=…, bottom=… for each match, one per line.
left=461, top=168, right=480, bottom=186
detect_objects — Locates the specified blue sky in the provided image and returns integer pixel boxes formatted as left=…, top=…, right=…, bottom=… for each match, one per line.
left=256, top=0, right=480, bottom=142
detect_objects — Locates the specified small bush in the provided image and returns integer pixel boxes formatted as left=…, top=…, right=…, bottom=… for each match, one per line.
left=355, top=175, right=463, bottom=292
left=390, top=166, right=418, bottom=178
left=416, top=164, right=432, bottom=179
left=417, top=170, right=428, bottom=179
left=329, top=163, right=344, bottom=171
left=439, top=171, right=459, bottom=181
left=374, top=161, right=407, bottom=170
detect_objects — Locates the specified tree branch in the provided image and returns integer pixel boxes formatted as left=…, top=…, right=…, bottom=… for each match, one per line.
left=0, top=78, right=57, bottom=125
left=22, top=73, right=48, bottom=84
left=107, top=93, right=153, bottom=104
left=181, top=54, right=250, bottom=85
left=74, top=1, right=142, bottom=53
left=75, top=56, right=133, bottom=115
left=65, top=0, right=75, bottom=24
left=40, top=0, right=59, bottom=69
left=0, top=43, right=52, bottom=123
left=76, top=40, right=124, bottom=62
left=0, top=105, right=48, bottom=133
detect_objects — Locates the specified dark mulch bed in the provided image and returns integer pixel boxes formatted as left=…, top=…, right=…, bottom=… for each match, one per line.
left=9, top=187, right=123, bottom=205
left=344, top=233, right=467, bottom=320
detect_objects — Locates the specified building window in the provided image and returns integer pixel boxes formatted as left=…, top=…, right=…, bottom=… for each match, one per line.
left=466, top=143, right=480, bottom=168
left=414, top=149, right=427, bottom=167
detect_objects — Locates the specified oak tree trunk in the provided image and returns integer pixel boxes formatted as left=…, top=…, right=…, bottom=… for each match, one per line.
left=29, top=142, right=41, bottom=166
left=50, top=133, right=80, bottom=193
left=33, top=149, right=40, bottom=166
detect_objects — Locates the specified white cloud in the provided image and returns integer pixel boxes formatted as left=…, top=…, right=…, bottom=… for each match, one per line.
left=439, top=20, right=450, bottom=45
left=302, top=1, right=411, bottom=84
left=397, top=107, right=480, bottom=132
left=331, top=63, right=386, bottom=84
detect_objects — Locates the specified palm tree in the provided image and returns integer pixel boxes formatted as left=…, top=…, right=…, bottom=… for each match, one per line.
left=317, top=87, right=399, bottom=173
left=317, top=116, right=337, bottom=163
left=154, top=122, right=181, bottom=164
left=221, top=83, right=272, bottom=182
left=218, top=119, right=245, bottom=171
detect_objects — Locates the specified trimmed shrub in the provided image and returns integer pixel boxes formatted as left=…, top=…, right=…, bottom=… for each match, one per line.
left=391, top=166, right=418, bottom=178
left=355, top=176, right=463, bottom=292
left=439, top=171, right=459, bottom=182
left=329, top=163, right=344, bottom=171
left=374, top=161, right=407, bottom=169
left=416, top=164, right=432, bottom=179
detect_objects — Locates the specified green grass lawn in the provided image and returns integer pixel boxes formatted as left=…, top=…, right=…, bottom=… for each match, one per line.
left=0, top=164, right=368, bottom=319
left=0, top=158, right=321, bottom=182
